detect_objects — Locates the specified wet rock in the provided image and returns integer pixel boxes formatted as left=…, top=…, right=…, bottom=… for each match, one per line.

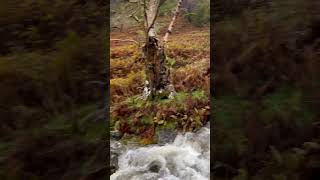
left=156, top=128, right=177, bottom=145
left=110, top=140, right=125, bottom=174
left=149, top=163, right=160, bottom=173
left=111, top=130, right=122, bottom=140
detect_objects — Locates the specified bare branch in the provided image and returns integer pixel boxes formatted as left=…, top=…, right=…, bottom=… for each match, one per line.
left=129, top=15, right=140, bottom=22
left=110, top=39, right=139, bottom=44
left=127, top=6, right=141, bottom=23
left=163, top=0, right=183, bottom=43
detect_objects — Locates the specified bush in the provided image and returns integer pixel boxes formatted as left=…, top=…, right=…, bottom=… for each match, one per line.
left=185, top=0, right=210, bottom=27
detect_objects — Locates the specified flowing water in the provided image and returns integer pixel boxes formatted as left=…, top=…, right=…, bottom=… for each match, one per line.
left=110, top=123, right=210, bottom=180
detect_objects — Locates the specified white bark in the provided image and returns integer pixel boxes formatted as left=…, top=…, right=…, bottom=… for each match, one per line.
left=163, top=0, right=183, bottom=43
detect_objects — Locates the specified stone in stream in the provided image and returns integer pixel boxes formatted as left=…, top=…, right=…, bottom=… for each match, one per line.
left=111, top=130, right=122, bottom=140
left=156, top=128, right=178, bottom=145
left=110, top=140, right=126, bottom=174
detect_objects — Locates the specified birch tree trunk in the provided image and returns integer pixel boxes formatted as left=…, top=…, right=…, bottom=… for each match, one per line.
left=142, top=0, right=182, bottom=100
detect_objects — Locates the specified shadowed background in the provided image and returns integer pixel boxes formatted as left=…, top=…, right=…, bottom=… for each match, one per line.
left=213, top=0, right=320, bottom=179
left=0, top=1, right=108, bottom=179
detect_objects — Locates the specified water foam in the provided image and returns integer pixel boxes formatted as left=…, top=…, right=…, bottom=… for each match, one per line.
left=111, top=124, right=210, bottom=180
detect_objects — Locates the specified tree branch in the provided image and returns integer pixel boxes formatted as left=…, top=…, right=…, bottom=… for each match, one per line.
left=110, top=39, right=139, bottom=44
left=163, top=0, right=183, bottom=43
left=129, top=15, right=140, bottom=22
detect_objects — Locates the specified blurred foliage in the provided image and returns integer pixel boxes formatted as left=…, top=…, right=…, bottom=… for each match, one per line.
left=111, top=0, right=210, bottom=32
left=160, top=0, right=210, bottom=27
left=184, top=0, right=210, bottom=27
left=0, top=0, right=108, bottom=179
left=110, top=0, right=143, bottom=30
left=213, top=0, right=320, bottom=179
left=159, top=0, right=177, bottom=16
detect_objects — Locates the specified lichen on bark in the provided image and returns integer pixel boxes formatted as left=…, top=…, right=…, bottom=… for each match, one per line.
left=141, top=0, right=182, bottom=100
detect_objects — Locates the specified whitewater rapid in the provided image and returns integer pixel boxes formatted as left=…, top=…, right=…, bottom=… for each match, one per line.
left=110, top=123, right=210, bottom=180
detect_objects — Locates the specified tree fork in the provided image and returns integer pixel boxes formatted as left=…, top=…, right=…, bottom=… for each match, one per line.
left=142, top=0, right=183, bottom=100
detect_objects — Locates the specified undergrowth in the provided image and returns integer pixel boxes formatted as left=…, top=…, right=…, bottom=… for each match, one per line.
left=110, top=23, right=210, bottom=144
left=110, top=90, right=209, bottom=145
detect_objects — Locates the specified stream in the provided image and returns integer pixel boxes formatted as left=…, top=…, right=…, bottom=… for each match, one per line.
left=110, top=123, right=210, bottom=180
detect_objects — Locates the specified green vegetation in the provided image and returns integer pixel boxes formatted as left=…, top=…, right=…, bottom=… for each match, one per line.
left=110, top=6, right=210, bottom=144
left=213, top=0, right=320, bottom=179
left=111, top=0, right=210, bottom=31
left=160, top=0, right=210, bottom=27
left=159, top=0, right=177, bottom=16
left=0, top=1, right=107, bottom=179
left=184, top=0, right=210, bottom=27
left=111, top=89, right=210, bottom=144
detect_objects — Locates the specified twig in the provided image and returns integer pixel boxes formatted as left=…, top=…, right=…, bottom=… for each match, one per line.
left=110, top=39, right=139, bottom=44
left=127, top=6, right=140, bottom=18
left=129, top=15, right=140, bottom=22
left=163, top=0, right=183, bottom=43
